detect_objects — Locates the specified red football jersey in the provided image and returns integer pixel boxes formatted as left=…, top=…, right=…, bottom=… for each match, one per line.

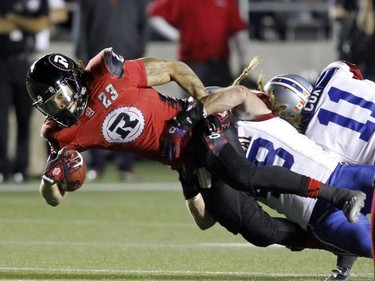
left=42, top=48, right=189, bottom=168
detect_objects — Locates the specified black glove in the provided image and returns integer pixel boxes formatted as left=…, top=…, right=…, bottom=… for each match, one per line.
left=42, top=147, right=83, bottom=188
left=161, top=101, right=206, bottom=161
left=200, top=112, right=232, bottom=156
left=205, top=112, right=231, bottom=133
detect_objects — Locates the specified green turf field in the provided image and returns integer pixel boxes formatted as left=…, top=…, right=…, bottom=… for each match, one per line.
left=0, top=161, right=373, bottom=281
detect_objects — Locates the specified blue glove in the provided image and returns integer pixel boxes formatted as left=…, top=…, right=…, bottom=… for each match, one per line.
left=160, top=101, right=205, bottom=161
left=160, top=119, right=191, bottom=161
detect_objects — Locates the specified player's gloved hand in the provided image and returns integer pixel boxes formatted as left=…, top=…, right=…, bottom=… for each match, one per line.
left=200, top=112, right=233, bottom=156
left=42, top=146, right=83, bottom=187
left=161, top=101, right=206, bottom=161
left=206, top=112, right=231, bottom=133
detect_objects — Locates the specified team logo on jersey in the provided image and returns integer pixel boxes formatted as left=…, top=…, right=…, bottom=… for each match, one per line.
left=102, top=107, right=145, bottom=143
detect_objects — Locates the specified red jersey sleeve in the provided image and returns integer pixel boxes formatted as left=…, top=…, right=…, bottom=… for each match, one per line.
left=87, top=48, right=148, bottom=87
left=123, top=59, right=148, bottom=87
left=41, top=120, right=81, bottom=151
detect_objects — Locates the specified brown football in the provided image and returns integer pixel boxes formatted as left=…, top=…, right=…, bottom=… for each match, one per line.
left=64, top=151, right=87, bottom=192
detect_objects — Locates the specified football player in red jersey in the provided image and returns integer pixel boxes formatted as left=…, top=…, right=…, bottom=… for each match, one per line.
left=26, top=48, right=364, bottom=250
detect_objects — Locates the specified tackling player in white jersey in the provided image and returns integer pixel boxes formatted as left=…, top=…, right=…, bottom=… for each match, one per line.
left=302, top=60, right=375, bottom=165
left=267, top=65, right=375, bottom=280
left=187, top=81, right=370, bottom=280
left=232, top=78, right=373, bottom=258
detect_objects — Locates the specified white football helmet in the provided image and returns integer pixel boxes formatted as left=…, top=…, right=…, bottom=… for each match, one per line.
left=264, top=74, right=313, bottom=115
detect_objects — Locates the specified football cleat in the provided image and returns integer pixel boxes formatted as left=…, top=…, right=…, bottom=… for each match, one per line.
left=342, top=191, right=366, bottom=223
left=324, top=266, right=350, bottom=281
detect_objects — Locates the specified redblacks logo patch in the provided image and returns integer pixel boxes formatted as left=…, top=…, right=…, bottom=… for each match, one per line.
left=102, top=106, right=145, bottom=143
left=48, top=162, right=64, bottom=182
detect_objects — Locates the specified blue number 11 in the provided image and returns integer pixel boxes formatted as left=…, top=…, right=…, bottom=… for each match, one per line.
left=317, top=87, right=375, bottom=141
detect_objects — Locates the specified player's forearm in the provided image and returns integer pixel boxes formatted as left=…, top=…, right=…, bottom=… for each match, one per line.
left=357, top=0, right=375, bottom=35
left=0, top=17, right=17, bottom=33
left=201, top=85, right=248, bottom=115
left=6, top=13, right=49, bottom=33
left=186, top=193, right=216, bottom=230
left=149, top=16, right=180, bottom=42
left=39, top=179, right=67, bottom=207
left=144, top=58, right=208, bottom=101
left=49, top=8, right=68, bottom=24
left=230, top=30, right=251, bottom=68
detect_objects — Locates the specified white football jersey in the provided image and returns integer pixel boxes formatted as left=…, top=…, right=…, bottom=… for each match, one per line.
left=237, top=116, right=341, bottom=229
left=303, top=61, right=375, bottom=164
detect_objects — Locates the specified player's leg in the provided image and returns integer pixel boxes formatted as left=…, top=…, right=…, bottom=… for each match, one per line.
left=194, top=124, right=365, bottom=223
left=201, top=177, right=309, bottom=248
left=337, top=165, right=375, bottom=274
left=309, top=200, right=371, bottom=257
left=325, top=255, right=357, bottom=281
left=329, top=163, right=375, bottom=214
left=192, top=116, right=366, bottom=222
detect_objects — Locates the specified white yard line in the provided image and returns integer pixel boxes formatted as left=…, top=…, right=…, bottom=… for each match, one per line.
left=0, top=267, right=372, bottom=279
left=0, top=240, right=280, bottom=248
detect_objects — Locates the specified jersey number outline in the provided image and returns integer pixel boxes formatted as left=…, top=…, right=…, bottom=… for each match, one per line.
left=98, top=84, right=119, bottom=109
left=317, top=87, right=375, bottom=141
left=246, top=138, right=294, bottom=199
left=247, top=138, right=294, bottom=169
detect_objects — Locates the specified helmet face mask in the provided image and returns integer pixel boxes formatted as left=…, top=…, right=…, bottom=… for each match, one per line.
left=264, top=74, right=312, bottom=115
left=26, top=53, right=88, bottom=127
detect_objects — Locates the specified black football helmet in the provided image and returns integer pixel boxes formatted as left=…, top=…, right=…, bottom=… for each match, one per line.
left=26, top=53, right=88, bottom=127
left=264, top=74, right=312, bottom=115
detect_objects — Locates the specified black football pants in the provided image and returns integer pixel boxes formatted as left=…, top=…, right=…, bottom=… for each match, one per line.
left=200, top=177, right=308, bottom=248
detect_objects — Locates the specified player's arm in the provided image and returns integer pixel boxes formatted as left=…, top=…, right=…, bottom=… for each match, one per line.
left=202, top=86, right=269, bottom=117
left=0, top=16, right=17, bottom=33
left=357, top=0, right=374, bottom=36
left=230, top=89, right=272, bottom=120
left=178, top=168, right=216, bottom=229
left=186, top=193, right=216, bottom=230
left=40, top=146, right=82, bottom=206
left=230, top=30, right=251, bottom=69
left=143, top=57, right=252, bottom=113
left=148, top=16, right=180, bottom=42
left=6, top=13, right=49, bottom=33
left=40, top=180, right=67, bottom=206
left=143, top=57, right=208, bottom=101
